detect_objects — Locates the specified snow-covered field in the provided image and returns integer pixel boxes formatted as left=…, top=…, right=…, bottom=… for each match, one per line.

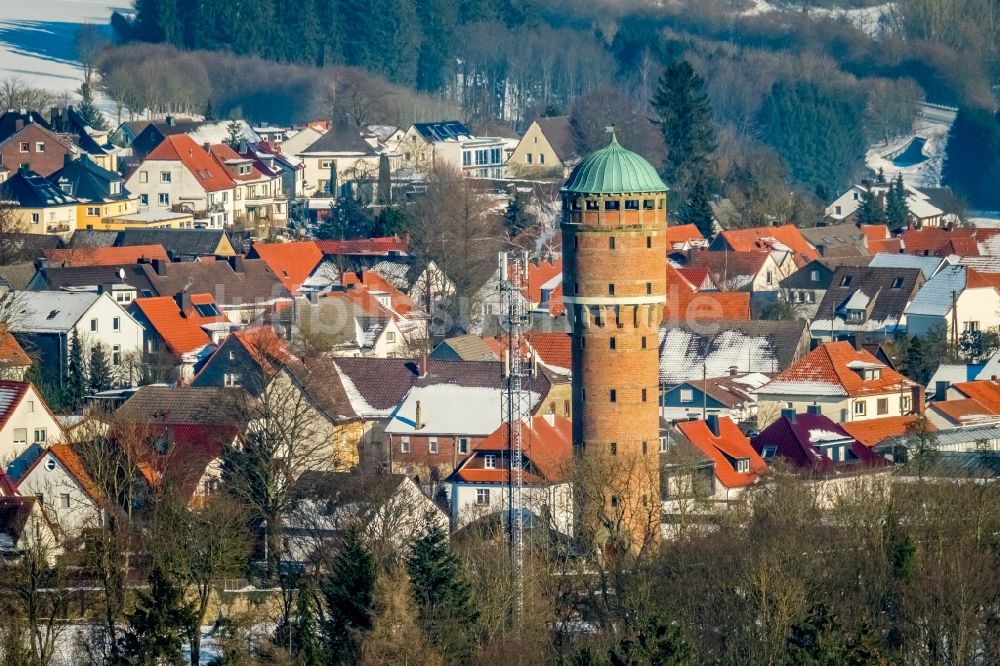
left=742, top=1, right=895, bottom=36
left=0, top=1, right=122, bottom=96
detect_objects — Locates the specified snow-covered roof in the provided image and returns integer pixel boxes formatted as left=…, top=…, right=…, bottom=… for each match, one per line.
left=868, top=252, right=948, bottom=280
left=905, top=265, right=966, bottom=317
left=385, top=384, right=537, bottom=437
left=757, top=379, right=847, bottom=397
left=808, top=428, right=852, bottom=443
left=926, top=363, right=984, bottom=391
left=659, top=327, right=784, bottom=384
left=841, top=290, right=872, bottom=312
left=8, top=290, right=101, bottom=333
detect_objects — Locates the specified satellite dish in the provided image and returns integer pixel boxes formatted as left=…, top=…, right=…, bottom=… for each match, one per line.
left=118, top=268, right=125, bottom=280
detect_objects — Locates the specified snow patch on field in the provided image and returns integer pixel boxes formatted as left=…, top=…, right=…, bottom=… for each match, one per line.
left=741, top=1, right=895, bottom=36
left=0, top=2, right=121, bottom=94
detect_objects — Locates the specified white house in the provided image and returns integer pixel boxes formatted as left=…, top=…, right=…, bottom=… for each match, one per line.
left=16, top=444, right=102, bottom=536
left=295, top=124, right=379, bottom=196
left=8, top=290, right=144, bottom=387
left=399, top=121, right=506, bottom=178
left=0, top=381, right=64, bottom=480
left=905, top=266, right=1000, bottom=339
left=825, top=180, right=947, bottom=228
left=125, top=134, right=236, bottom=229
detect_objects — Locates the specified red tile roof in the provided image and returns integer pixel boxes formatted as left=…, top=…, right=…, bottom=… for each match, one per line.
left=899, top=227, right=1000, bottom=257
left=0, top=326, right=31, bottom=368
left=315, top=236, right=410, bottom=256
left=131, top=293, right=228, bottom=357
left=867, top=238, right=902, bottom=254
left=145, top=135, right=236, bottom=192
left=676, top=417, right=766, bottom=489
left=717, top=224, right=819, bottom=266
left=665, top=290, right=751, bottom=322
left=927, top=398, right=997, bottom=426
left=44, top=245, right=169, bottom=267
left=676, top=267, right=714, bottom=290
left=453, top=415, right=572, bottom=484
left=249, top=241, right=325, bottom=292
left=340, top=270, right=417, bottom=316
left=233, top=326, right=293, bottom=372
left=665, top=223, right=705, bottom=247
left=44, top=444, right=103, bottom=502
left=523, top=332, right=571, bottom=372
left=861, top=225, right=889, bottom=244
left=523, top=259, right=562, bottom=306
left=135, top=423, right=237, bottom=500
left=208, top=143, right=263, bottom=182
left=666, top=263, right=697, bottom=292
left=762, top=341, right=917, bottom=397
left=950, top=380, right=1000, bottom=414
left=840, top=414, right=930, bottom=447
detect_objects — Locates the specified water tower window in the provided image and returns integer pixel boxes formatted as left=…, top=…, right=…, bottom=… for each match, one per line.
left=610, top=442, right=617, bottom=455
left=605, top=200, right=620, bottom=211
left=658, top=198, right=665, bottom=209
left=641, top=336, right=647, bottom=349
left=609, top=236, right=615, bottom=250
left=646, top=236, right=652, bottom=248
left=646, top=282, right=652, bottom=295
left=610, top=389, right=617, bottom=403
left=625, top=199, right=639, bottom=210
left=609, top=337, right=616, bottom=350
left=643, top=199, right=655, bottom=210
left=586, top=200, right=599, bottom=211
left=608, top=283, right=615, bottom=296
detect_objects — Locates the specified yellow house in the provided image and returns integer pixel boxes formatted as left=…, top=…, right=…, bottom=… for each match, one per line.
left=506, top=116, right=579, bottom=180
left=2, top=165, right=78, bottom=236
left=50, top=156, right=139, bottom=231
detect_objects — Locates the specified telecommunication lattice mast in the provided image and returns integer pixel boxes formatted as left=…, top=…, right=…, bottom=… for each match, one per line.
left=499, top=250, right=531, bottom=623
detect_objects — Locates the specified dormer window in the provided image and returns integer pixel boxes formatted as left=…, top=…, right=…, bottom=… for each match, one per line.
left=736, top=458, right=750, bottom=472
left=891, top=277, right=904, bottom=289
left=840, top=275, right=852, bottom=287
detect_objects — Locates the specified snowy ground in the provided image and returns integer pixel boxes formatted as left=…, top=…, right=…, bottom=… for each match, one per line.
left=741, top=1, right=895, bottom=36
left=865, top=102, right=957, bottom=189
left=0, top=1, right=122, bottom=96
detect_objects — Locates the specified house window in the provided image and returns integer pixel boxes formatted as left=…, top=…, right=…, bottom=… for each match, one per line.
left=429, top=438, right=438, bottom=454
left=59, top=493, right=70, bottom=509
left=140, top=171, right=148, bottom=183
left=19, top=142, right=28, bottom=153
left=854, top=400, right=866, bottom=416
left=87, top=207, right=99, bottom=216
left=44, top=458, right=56, bottom=471
left=660, top=436, right=668, bottom=452
left=679, top=388, right=694, bottom=403
left=113, top=317, right=120, bottom=331
left=13, top=428, right=26, bottom=444
left=31, top=213, right=39, bottom=223
left=223, top=372, right=241, bottom=387
left=609, top=389, right=616, bottom=403
left=647, top=236, right=652, bottom=248
left=605, top=200, right=620, bottom=210
left=766, top=270, right=773, bottom=285
left=158, top=193, right=170, bottom=205
left=877, top=398, right=889, bottom=415
left=484, top=454, right=496, bottom=469
left=400, top=437, right=410, bottom=453
left=112, top=345, right=121, bottom=365
left=610, top=442, right=617, bottom=455
left=810, top=269, right=820, bottom=282
left=526, top=153, right=532, bottom=164
left=646, top=282, right=652, bottom=295
left=160, top=171, right=171, bottom=183
left=34, top=428, right=46, bottom=443
left=139, top=194, right=148, bottom=206
left=901, top=395, right=912, bottom=412
left=386, top=331, right=396, bottom=343
left=965, top=321, right=981, bottom=333
left=736, top=458, right=750, bottom=473
left=90, top=318, right=98, bottom=332
left=476, top=488, right=490, bottom=505
left=26, top=400, right=33, bottom=413
left=847, top=310, right=863, bottom=323
left=458, top=438, right=469, bottom=454
left=762, top=446, right=776, bottom=458
left=36, top=142, right=45, bottom=152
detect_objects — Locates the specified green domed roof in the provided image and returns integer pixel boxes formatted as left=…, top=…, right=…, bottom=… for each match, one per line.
left=561, top=132, right=668, bottom=195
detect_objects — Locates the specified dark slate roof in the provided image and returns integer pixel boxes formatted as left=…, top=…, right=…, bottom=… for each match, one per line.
left=0, top=262, right=40, bottom=290
left=534, top=116, right=577, bottom=164
left=1, top=167, right=78, bottom=208
left=800, top=224, right=867, bottom=252
left=780, top=257, right=870, bottom=290
left=751, top=413, right=891, bottom=473
left=285, top=357, right=360, bottom=423
left=412, top=120, right=472, bottom=142
left=302, top=123, right=375, bottom=155
left=658, top=319, right=809, bottom=384
left=0, top=496, right=37, bottom=549
left=815, top=266, right=924, bottom=325
left=332, top=357, right=551, bottom=414
left=116, top=385, right=245, bottom=425
left=67, top=230, right=120, bottom=248
left=49, top=106, right=108, bottom=155
left=48, top=156, right=129, bottom=203
left=30, top=263, right=158, bottom=294
left=139, top=257, right=290, bottom=305
left=0, top=111, right=49, bottom=141
left=118, top=229, right=231, bottom=259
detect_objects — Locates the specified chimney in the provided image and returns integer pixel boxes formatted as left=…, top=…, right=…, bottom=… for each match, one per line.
left=203, top=142, right=211, bottom=153
left=228, top=255, right=245, bottom=273
left=912, top=385, right=925, bottom=415
left=34, top=258, right=46, bottom=271
left=64, top=153, right=74, bottom=167
left=728, top=365, right=738, bottom=376
left=934, top=380, right=948, bottom=402
left=150, top=258, right=167, bottom=276
left=14, top=119, right=23, bottom=132
left=781, top=408, right=796, bottom=423
left=165, top=115, right=175, bottom=127
left=706, top=414, right=720, bottom=437
left=414, top=400, right=423, bottom=430
left=807, top=404, right=822, bottom=416
left=418, top=354, right=428, bottom=378
left=175, top=290, right=193, bottom=315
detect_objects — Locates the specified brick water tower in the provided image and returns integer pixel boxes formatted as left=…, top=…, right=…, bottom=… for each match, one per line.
left=561, top=131, right=668, bottom=553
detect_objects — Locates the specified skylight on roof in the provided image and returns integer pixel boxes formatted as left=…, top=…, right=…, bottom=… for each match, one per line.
left=46, top=310, right=59, bottom=320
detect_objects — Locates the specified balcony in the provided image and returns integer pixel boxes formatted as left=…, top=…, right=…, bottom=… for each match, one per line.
left=46, top=223, right=71, bottom=233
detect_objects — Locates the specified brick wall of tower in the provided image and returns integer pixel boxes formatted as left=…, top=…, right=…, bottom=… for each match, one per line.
left=562, top=192, right=667, bottom=550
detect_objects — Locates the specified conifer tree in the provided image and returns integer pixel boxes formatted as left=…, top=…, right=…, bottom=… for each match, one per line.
left=407, top=517, right=477, bottom=658
left=677, top=177, right=715, bottom=239
left=88, top=343, right=113, bottom=394
left=288, top=580, right=326, bottom=665
left=64, top=329, right=87, bottom=411
left=377, top=153, right=392, bottom=205
left=885, top=174, right=910, bottom=229
left=118, top=565, right=195, bottom=665
left=322, top=529, right=376, bottom=662
left=857, top=187, right=886, bottom=226
left=225, top=118, right=242, bottom=150
left=374, top=206, right=409, bottom=237
left=203, top=99, right=216, bottom=121
left=76, top=82, right=108, bottom=131
left=651, top=60, right=716, bottom=189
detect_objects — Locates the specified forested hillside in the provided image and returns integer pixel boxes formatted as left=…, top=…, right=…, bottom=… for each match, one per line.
left=113, top=0, right=1000, bottom=212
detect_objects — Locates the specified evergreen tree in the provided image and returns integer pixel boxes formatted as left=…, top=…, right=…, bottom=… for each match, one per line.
left=329, top=161, right=338, bottom=196
left=64, top=330, right=87, bottom=411
left=377, top=153, right=392, bottom=205
left=407, top=517, right=478, bottom=658
left=415, top=0, right=458, bottom=92
left=203, top=99, right=216, bottom=121
left=885, top=174, right=910, bottom=229
left=76, top=82, right=109, bottom=131
left=609, top=613, right=693, bottom=666
left=118, top=565, right=195, bottom=665
left=651, top=60, right=716, bottom=189
left=374, top=206, right=409, bottom=237
left=504, top=195, right=536, bottom=237
left=321, top=529, right=376, bottom=662
left=942, top=107, right=1000, bottom=210
left=285, top=580, right=326, bottom=665
left=317, top=197, right=374, bottom=240
left=88, top=343, right=113, bottom=394
left=857, top=187, right=886, bottom=226
left=225, top=118, right=242, bottom=150
left=677, top=177, right=715, bottom=238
